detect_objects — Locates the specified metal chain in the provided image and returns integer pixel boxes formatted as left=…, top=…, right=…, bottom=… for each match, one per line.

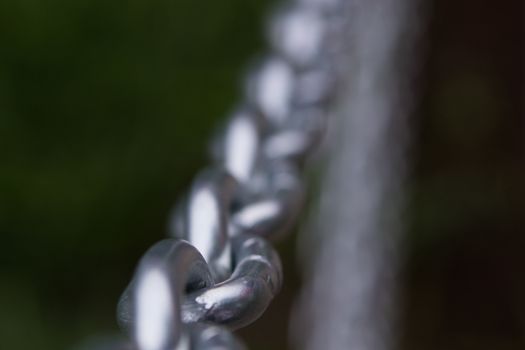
left=109, top=0, right=346, bottom=348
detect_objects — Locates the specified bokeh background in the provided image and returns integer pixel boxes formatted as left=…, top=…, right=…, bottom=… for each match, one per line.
left=0, top=0, right=523, bottom=349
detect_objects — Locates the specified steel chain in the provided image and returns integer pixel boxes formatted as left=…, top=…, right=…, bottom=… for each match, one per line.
left=110, top=0, right=345, bottom=348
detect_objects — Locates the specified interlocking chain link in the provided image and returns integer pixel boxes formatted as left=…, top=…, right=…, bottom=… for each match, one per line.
left=110, top=0, right=346, bottom=348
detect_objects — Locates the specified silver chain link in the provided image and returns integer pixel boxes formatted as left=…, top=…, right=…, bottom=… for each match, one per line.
left=109, top=0, right=346, bottom=348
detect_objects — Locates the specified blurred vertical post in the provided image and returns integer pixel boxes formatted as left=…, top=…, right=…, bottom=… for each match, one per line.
left=292, top=0, right=423, bottom=349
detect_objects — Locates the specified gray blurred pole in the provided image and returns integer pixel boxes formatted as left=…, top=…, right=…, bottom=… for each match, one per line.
left=292, top=1, right=423, bottom=349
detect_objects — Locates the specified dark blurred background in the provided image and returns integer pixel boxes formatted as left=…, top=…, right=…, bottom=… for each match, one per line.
left=0, top=0, right=523, bottom=349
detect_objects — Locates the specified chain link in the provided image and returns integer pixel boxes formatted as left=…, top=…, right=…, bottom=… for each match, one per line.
left=108, top=0, right=345, bottom=348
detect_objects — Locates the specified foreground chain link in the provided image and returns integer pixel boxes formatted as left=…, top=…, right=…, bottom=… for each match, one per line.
left=108, top=0, right=346, bottom=348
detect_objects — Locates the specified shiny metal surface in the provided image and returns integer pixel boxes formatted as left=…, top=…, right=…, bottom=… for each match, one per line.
left=263, top=107, right=326, bottom=162
left=182, top=234, right=282, bottom=329
left=103, top=0, right=348, bottom=348
left=293, top=67, right=337, bottom=107
left=119, top=237, right=280, bottom=347
left=171, top=169, right=237, bottom=281
left=232, top=161, right=303, bottom=239
left=246, top=57, right=295, bottom=126
left=117, top=239, right=214, bottom=349
left=117, top=238, right=213, bottom=344
left=269, top=4, right=326, bottom=68
left=189, top=324, right=246, bottom=350
left=211, top=108, right=261, bottom=184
